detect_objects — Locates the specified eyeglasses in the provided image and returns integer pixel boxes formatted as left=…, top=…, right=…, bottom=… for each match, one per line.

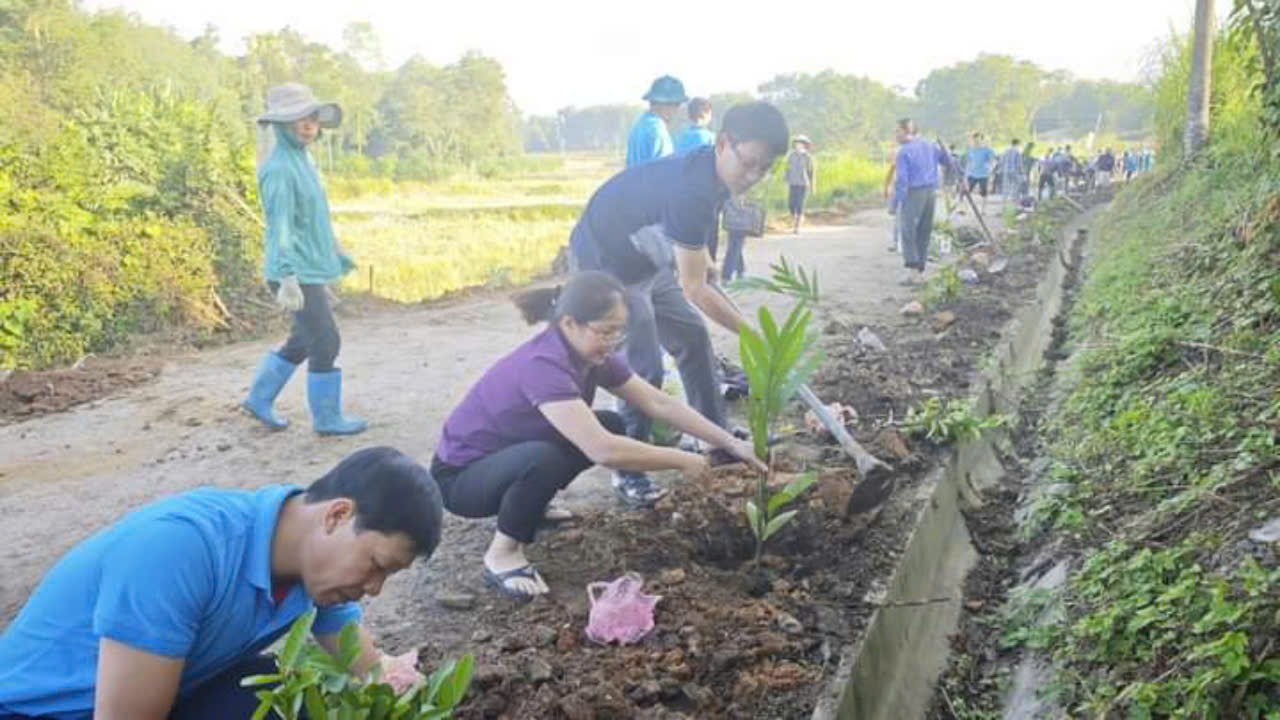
left=726, top=137, right=775, bottom=178
left=587, top=323, right=627, bottom=346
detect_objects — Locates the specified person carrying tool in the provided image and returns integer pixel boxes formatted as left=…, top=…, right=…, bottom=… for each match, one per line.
left=430, top=271, right=765, bottom=600
left=626, top=75, right=686, bottom=168
left=241, top=83, right=367, bottom=436
left=568, top=101, right=790, bottom=507
left=0, top=448, right=443, bottom=719
left=891, top=118, right=953, bottom=286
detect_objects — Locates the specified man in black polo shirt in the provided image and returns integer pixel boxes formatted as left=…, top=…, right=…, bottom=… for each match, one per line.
left=568, top=102, right=790, bottom=506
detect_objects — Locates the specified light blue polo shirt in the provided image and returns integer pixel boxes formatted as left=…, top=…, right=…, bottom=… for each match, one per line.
left=625, top=111, right=674, bottom=168
left=0, top=484, right=363, bottom=719
left=674, top=125, right=714, bottom=155
left=965, top=146, right=995, bottom=179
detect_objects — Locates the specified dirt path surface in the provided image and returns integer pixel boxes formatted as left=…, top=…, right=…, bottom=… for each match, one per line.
left=0, top=207, right=920, bottom=625
left=2, top=197, right=1061, bottom=718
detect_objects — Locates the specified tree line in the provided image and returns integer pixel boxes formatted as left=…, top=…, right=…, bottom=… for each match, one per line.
left=527, top=55, right=1155, bottom=154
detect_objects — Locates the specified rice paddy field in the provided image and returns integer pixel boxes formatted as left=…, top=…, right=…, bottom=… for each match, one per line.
left=330, top=150, right=883, bottom=303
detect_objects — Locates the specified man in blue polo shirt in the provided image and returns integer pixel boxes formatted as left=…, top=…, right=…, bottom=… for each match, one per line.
left=570, top=101, right=790, bottom=506
left=892, top=118, right=954, bottom=286
left=0, top=447, right=444, bottom=719
left=625, top=75, right=686, bottom=169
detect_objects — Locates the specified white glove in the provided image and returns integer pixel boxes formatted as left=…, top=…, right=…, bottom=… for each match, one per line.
left=276, top=276, right=304, bottom=312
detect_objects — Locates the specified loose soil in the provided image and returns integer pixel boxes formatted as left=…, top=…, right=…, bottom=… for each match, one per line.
left=1, top=198, right=1078, bottom=718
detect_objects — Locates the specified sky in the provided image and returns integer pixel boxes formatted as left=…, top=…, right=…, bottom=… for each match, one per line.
left=83, top=0, right=1201, bottom=116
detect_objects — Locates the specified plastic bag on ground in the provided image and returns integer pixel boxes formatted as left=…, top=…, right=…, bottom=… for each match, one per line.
left=585, top=573, right=662, bottom=646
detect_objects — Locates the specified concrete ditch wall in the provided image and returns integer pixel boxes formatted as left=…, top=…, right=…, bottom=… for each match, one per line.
left=812, top=213, right=1095, bottom=720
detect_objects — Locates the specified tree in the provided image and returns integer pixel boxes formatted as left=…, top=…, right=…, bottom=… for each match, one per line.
left=1185, top=0, right=1216, bottom=154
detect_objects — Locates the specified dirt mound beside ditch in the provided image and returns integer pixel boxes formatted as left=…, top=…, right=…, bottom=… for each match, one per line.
left=0, top=356, right=162, bottom=422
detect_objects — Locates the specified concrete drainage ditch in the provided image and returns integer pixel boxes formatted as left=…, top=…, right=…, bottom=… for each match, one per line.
left=811, top=208, right=1100, bottom=720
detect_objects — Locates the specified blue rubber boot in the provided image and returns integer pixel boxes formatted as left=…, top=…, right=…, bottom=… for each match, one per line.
left=242, top=351, right=298, bottom=429
left=307, top=369, right=368, bottom=436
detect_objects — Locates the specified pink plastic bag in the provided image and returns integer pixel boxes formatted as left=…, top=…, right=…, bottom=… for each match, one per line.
left=584, top=572, right=662, bottom=645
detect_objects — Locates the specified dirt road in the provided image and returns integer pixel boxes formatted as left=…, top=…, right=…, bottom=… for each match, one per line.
left=0, top=207, right=934, bottom=642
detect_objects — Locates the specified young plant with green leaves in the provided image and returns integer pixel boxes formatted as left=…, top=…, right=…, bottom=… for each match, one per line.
left=242, top=610, right=474, bottom=720
left=737, top=259, right=824, bottom=564
left=904, top=396, right=1010, bottom=444
left=727, top=256, right=820, bottom=305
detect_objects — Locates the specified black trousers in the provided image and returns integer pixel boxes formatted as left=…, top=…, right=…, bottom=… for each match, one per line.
left=1, top=656, right=284, bottom=720
left=787, top=185, right=808, bottom=216
left=431, top=411, right=626, bottom=543
left=270, top=282, right=340, bottom=373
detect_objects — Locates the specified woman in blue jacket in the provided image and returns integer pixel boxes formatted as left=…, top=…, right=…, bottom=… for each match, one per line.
left=241, top=83, right=366, bottom=436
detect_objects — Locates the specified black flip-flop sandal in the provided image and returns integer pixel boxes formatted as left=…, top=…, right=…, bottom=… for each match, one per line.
left=482, top=564, right=545, bottom=602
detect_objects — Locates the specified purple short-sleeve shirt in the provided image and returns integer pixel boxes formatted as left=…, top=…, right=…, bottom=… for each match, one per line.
left=434, top=326, right=632, bottom=466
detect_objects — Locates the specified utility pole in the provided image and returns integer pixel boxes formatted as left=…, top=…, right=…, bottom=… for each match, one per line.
left=1184, top=0, right=1215, bottom=156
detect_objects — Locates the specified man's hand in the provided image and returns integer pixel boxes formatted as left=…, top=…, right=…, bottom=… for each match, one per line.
left=276, top=276, right=304, bottom=312
left=679, top=453, right=710, bottom=481
left=727, top=438, right=768, bottom=475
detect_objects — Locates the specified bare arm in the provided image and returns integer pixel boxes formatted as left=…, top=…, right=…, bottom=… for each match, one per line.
left=538, top=397, right=705, bottom=475
left=316, top=623, right=382, bottom=679
left=674, top=245, right=745, bottom=334
left=94, top=638, right=184, bottom=720
left=613, top=377, right=766, bottom=473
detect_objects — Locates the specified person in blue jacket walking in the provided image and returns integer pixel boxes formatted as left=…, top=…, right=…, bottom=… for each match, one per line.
left=625, top=75, right=687, bottom=168
left=241, top=83, right=367, bottom=436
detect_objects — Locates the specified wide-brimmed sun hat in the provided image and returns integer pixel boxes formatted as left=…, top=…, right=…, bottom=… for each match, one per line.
left=256, top=83, right=342, bottom=128
left=642, top=75, right=688, bottom=105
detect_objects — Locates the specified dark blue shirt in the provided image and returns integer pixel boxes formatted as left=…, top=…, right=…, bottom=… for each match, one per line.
left=569, top=146, right=730, bottom=284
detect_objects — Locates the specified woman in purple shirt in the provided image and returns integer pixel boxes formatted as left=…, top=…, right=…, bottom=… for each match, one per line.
left=430, top=271, right=764, bottom=600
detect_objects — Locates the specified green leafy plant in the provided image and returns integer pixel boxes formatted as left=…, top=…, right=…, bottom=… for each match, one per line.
left=921, top=264, right=964, bottom=309
left=727, top=256, right=820, bottom=306
left=904, top=396, right=1010, bottom=444
left=242, top=610, right=474, bottom=720
left=738, top=259, right=824, bottom=563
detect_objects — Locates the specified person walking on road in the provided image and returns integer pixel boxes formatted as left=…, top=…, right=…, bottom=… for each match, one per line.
left=241, top=83, right=367, bottom=436
left=0, top=447, right=443, bottom=718
left=626, top=75, right=686, bottom=169
left=784, top=135, right=816, bottom=234
left=999, top=138, right=1024, bottom=204
left=430, top=272, right=765, bottom=600
left=568, top=102, right=790, bottom=506
left=963, top=132, right=995, bottom=212
left=883, top=147, right=903, bottom=253
left=892, top=118, right=953, bottom=286
left=1096, top=147, right=1116, bottom=188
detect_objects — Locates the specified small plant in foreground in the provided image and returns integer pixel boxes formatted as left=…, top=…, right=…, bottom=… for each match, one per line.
left=738, top=259, right=824, bottom=564
left=921, top=264, right=964, bottom=309
left=242, top=610, right=474, bottom=720
left=904, top=396, right=1010, bottom=444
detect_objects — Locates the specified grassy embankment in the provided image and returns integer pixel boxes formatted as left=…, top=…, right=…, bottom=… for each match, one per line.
left=997, top=107, right=1280, bottom=720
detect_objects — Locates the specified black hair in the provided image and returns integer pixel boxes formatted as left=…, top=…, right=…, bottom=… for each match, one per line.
left=720, top=102, right=790, bottom=158
left=687, top=97, right=712, bottom=120
left=511, top=270, right=624, bottom=326
left=896, top=117, right=914, bottom=134
left=305, top=447, right=444, bottom=558
left=1011, top=138, right=1021, bottom=145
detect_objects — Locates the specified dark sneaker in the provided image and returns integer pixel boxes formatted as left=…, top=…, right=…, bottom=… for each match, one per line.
left=612, top=472, right=667, bottom=508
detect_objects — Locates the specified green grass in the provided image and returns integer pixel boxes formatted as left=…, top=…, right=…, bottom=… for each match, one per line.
left=325, top=153, right=617, bottom=302
left=759, top=151, right=884, bottom=213
left=1001, top=133, right=1280, bottom=718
